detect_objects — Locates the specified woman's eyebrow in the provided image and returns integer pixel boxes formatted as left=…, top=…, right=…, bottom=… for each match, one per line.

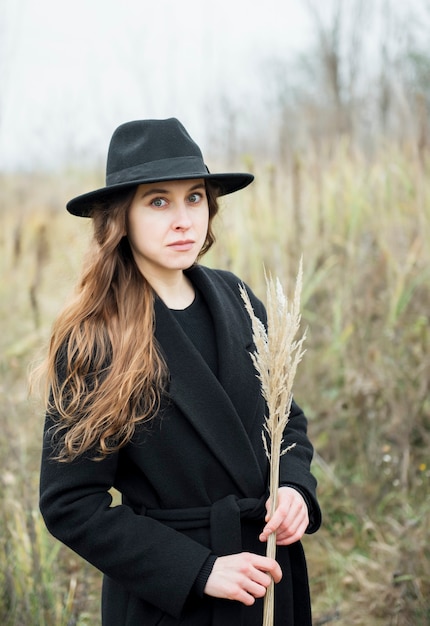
left=141, top=182, right=205, bottom=199
left=140, top=187, right=169, bottom=199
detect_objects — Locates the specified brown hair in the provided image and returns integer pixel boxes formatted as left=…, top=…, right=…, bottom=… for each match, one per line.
left=42, top=182, right=220, bottom=461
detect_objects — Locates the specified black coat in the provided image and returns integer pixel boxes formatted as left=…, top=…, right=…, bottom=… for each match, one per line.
left=39, top=265, right=321, bottom=625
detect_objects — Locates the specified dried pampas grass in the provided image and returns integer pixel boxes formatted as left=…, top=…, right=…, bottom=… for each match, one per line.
left=239, top=258, right=306, bottom=626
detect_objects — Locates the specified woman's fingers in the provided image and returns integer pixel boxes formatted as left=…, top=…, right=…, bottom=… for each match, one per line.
left=204, top=552, right=282, bottom=604
left=259, top=487, right=309, bottom=545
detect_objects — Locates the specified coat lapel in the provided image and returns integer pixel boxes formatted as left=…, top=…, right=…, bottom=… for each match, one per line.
left=154, top=268, right=266, bottom=496
left=187, top=267, right=264, bottom=421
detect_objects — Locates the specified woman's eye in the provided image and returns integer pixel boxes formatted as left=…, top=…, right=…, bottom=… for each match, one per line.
left=151, top=197, right=167, bottom=208
left=188, top=192, right=202, bottom=203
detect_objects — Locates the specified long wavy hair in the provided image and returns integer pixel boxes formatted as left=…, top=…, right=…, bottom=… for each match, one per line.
left=41, top=182, right=220, bottom=461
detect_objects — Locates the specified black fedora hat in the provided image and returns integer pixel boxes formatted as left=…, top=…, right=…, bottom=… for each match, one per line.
left=67, top=118, right=254, bottom=217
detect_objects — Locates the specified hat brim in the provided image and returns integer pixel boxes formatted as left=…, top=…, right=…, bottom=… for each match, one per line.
left=66, top=172, right=254, bottom=217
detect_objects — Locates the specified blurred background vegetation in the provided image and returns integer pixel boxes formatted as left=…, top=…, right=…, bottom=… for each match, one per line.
left=1, top=1, right=430, bottom=624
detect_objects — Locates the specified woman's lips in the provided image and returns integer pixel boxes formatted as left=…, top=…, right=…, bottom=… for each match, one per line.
left=168, top=240, right=195, bottom=251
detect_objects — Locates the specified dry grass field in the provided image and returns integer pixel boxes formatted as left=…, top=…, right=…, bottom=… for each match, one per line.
left=1, top=139, right=429, bottom=625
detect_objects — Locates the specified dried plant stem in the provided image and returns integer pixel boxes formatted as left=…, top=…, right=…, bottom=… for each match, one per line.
left=240, top=259, right=306, bottom=626
left=262, top=460, right=280, bottom=626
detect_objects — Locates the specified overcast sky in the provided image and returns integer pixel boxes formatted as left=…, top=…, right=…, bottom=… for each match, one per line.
left=0, top=0, right=425, bottom=170
left=0, top=0, right=316, bottom=169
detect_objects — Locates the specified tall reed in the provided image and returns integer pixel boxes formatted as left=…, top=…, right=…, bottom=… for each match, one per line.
left=240, top=260, right=306, bottom=625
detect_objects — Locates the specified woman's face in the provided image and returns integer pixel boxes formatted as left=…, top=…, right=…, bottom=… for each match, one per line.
left=126, top=178, right=209, bottom=282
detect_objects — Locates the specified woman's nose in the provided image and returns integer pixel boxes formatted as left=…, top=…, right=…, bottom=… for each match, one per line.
left=172, top=203, right=192, bottom=230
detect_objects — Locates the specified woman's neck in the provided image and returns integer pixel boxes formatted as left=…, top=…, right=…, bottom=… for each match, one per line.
left=146, top=270, right=195, bottom=310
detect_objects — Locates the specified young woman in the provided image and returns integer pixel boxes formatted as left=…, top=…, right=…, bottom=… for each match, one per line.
left=39, top=118, right=321, bottom=626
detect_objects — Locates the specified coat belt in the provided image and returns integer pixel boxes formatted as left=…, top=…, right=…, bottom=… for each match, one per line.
left=141, top=494, right=267, bottom=625
left=141, top=493, right=266, bottom=555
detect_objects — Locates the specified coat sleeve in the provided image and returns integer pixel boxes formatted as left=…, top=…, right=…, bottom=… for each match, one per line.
left=278, top=399, right=322, bottom=533
left=39, top=414, right=212, bottom=619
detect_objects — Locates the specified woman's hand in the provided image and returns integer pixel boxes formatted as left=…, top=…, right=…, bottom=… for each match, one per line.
left=259, top=486, right=309, bottom=546
left=204, top=552, right=282, bottom=605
